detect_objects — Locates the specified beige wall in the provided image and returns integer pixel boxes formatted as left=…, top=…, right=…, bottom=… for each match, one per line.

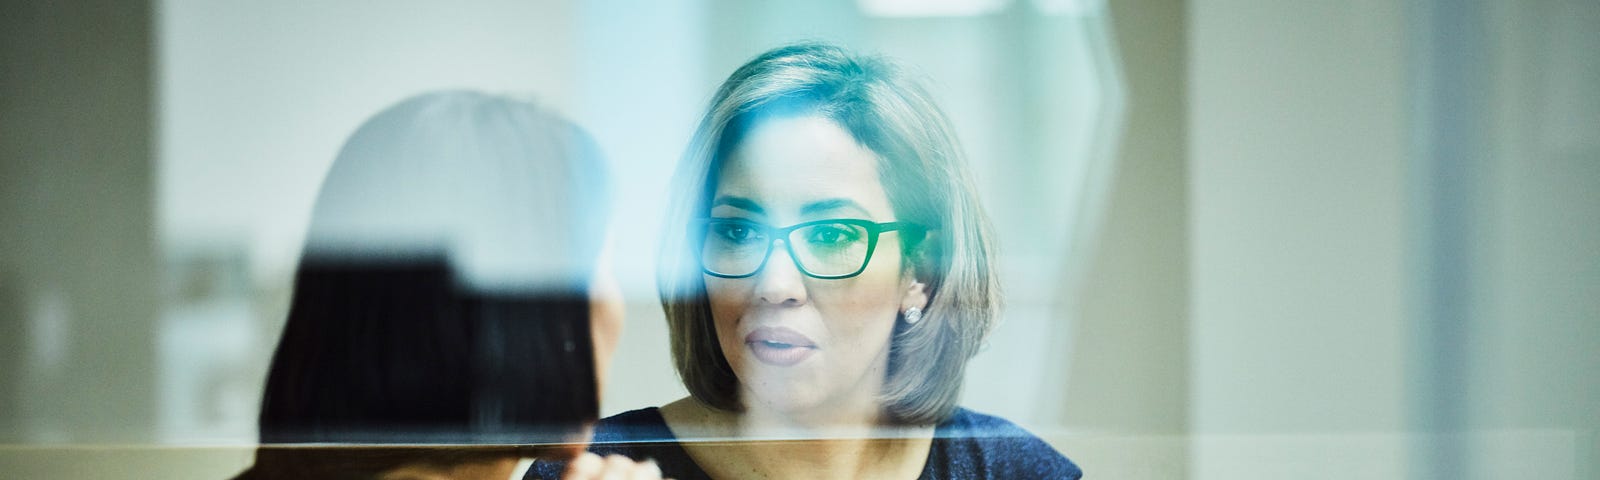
left=1187, top=0, right=1410, bottom=477
left=1054, top=0, right=1190, bottom=477
left=0, top=0, right=161, bottom=443
left=1472, top=0, right=1600, bottom=436
left=1064, top=0, right=1189, bottom=435
left=1187, top=1, right=1600, bottom=478
left=1452, top=1, right=1600, bottom=477
left=0, top=447, right=251, bottom=480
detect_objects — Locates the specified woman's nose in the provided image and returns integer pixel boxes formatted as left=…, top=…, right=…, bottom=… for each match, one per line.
left=754, top=240, right=808, bottom=306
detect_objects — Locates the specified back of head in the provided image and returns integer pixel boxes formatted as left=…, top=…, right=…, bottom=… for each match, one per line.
left=254, top=91, right=609, bottom=473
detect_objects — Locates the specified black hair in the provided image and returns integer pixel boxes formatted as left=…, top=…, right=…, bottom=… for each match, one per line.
left=258, top=255, right=597, bottom=446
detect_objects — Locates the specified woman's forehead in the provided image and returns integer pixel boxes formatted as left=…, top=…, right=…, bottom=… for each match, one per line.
left=714, top=115, right=891, bottom=217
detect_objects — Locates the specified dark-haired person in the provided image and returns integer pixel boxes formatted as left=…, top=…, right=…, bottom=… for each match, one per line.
left=233, top=91, right=659, bottom=480
left=535, top=43, right=1081, bottom=479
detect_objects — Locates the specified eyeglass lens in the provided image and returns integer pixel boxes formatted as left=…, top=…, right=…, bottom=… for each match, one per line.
left=701, top=220, right=873, bottom=278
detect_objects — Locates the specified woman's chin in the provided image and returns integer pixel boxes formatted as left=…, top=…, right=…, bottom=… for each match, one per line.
left=740, top=388, right=825, bottom=418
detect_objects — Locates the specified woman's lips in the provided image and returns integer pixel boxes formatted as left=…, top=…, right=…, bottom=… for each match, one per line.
left=744, top=327, right=817, bottom=367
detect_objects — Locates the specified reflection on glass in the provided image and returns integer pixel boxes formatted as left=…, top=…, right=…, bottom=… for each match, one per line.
left=233, top=91, right=628, bottom=480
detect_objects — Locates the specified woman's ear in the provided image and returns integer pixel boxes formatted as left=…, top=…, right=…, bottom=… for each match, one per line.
left=901, top=278, right=929, bottom=312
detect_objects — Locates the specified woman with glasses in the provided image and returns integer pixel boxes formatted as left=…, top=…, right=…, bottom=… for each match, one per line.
left=534, top=43, right=1080, bottom=479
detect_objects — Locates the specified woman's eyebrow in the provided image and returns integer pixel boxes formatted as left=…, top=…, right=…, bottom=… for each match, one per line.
left=800, top=198, right=870, bottom=217
left=711, top=196, right=764, bottom=214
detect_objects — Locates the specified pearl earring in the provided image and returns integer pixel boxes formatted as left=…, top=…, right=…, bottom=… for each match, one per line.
left=904, top=306, right=923, bottom=324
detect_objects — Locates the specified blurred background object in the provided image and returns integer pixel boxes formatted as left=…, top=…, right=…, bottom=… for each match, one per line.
left=2, top=0, right=1596, bottom=479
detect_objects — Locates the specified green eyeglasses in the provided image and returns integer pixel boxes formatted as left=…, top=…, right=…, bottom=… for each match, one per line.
left=697, top=218, right=925, bottom=279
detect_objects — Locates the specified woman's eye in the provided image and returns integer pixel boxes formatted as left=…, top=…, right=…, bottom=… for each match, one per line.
left=716, top=223, right=761, bottom=242
left=807, top=225, right=858, bottom=245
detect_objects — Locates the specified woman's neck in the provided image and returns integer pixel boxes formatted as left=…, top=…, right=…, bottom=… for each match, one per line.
left=662, top=398, right=934, bottom=479
left=739, top=389, right=883, bottom=437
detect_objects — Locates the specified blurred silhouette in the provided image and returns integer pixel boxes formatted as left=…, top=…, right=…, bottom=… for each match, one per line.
left=233, top=91, right=645, bottom=480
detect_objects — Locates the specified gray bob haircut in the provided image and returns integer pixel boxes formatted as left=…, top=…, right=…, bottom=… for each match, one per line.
left=657, top=42, right=1000, bottom=425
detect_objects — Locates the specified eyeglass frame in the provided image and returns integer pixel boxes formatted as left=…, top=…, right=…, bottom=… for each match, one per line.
left=695, top=217, right=928, bottom=280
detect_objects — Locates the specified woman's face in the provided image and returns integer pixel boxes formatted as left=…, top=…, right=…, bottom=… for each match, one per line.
left=705, top=115, right=927, bottom=421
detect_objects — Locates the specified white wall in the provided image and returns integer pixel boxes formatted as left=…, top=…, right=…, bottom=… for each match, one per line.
left=158, top=0, right=580, bottom=283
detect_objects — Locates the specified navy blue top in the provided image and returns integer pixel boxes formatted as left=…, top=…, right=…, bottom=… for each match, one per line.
left=528, top=407, right=1081, bottom=479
